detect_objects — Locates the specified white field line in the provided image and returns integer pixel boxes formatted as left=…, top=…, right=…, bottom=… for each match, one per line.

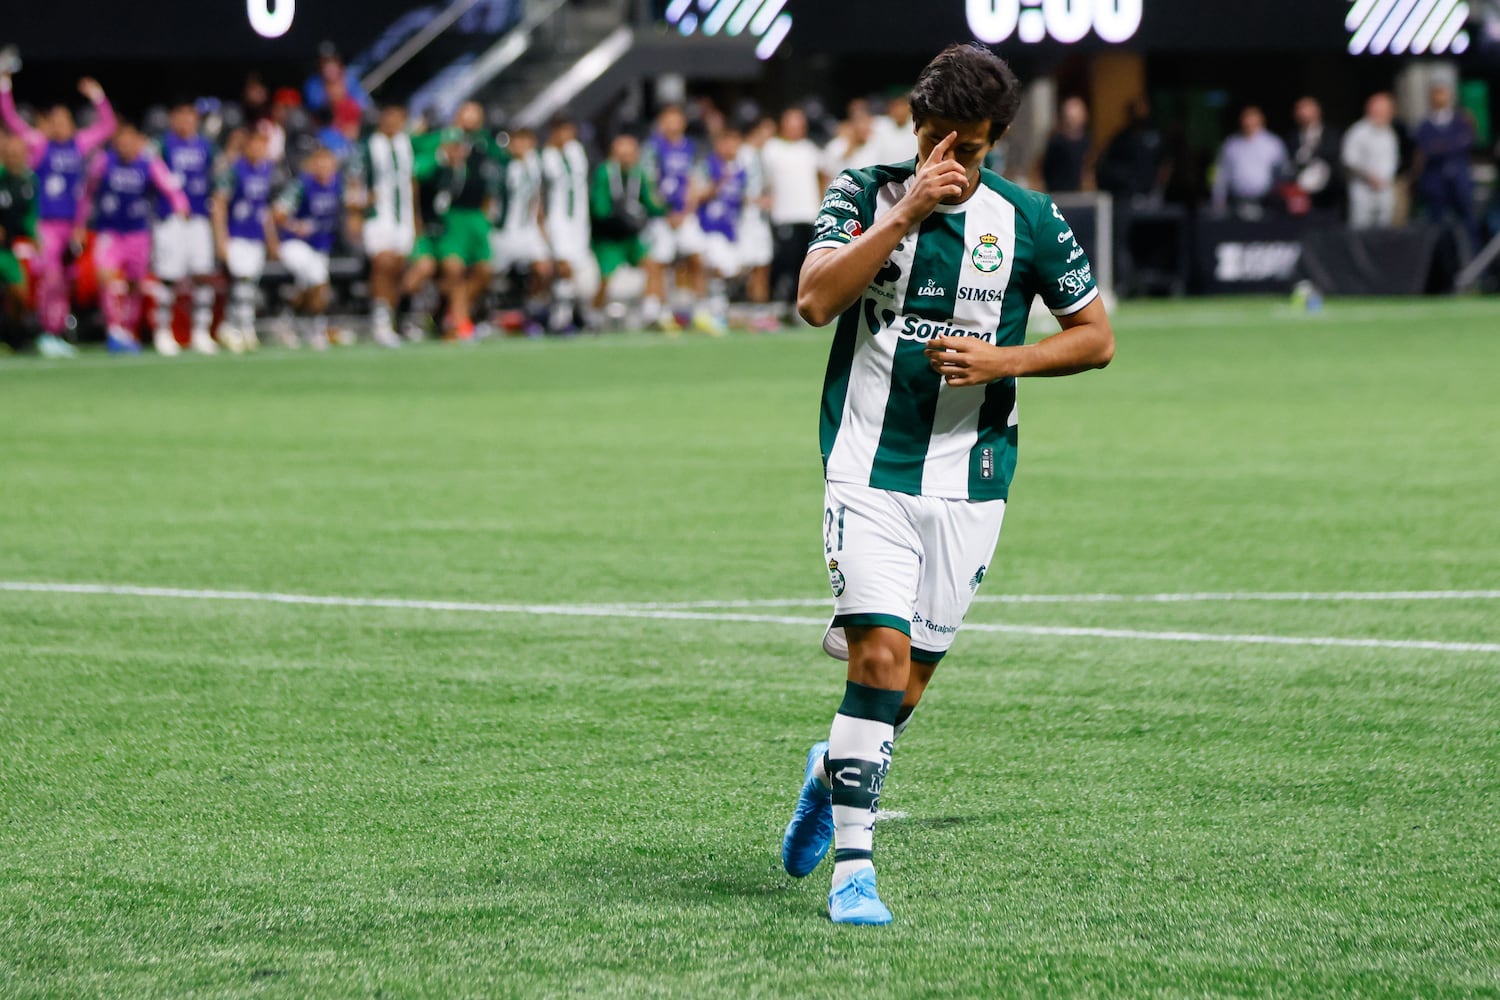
left=2, top=580, right=1497, bottom=655
left=603, top=590, right=1500, bottom=610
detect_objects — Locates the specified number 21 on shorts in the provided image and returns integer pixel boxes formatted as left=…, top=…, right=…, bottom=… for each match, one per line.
left=823, top=505, right=846, bottom=555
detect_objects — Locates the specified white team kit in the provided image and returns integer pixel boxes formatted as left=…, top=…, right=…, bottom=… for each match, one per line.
left=492, top=151, right=549, bottom=270
left=810, top=160, right=1098, bottom=662
left=541, top=143, right=593, bottom=259
left=353, top=131, right=417, bottom=257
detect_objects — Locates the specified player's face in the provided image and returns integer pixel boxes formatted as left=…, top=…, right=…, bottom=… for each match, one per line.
left=2, top=135, right=27, bottom=171
left=510, top=132, right=535, bottom=157
left=915, top=117, right=993, bottom=203
left=612, top=136, right=639, bottom=167
left=379, top=106, right=407, bottom=135
left=456, top=102, right=483, bottom=132
left=310, top=151, right=337, bottom=183
left=245, top=134, right=268, bottom=163
left=658, top=109, right=686, bottom=140
left=115, top=128, right=144, bottom=160
left=171, top=107, right=199, bottom=137
left=46, top=106, right=75, bottom=142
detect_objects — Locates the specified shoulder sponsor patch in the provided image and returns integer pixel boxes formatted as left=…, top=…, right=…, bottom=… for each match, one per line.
left=1056, top=264, right=1093, bottom=296
left=829, top=175, right=864, bottom=197
left=821, top=195, right=859, bottom=214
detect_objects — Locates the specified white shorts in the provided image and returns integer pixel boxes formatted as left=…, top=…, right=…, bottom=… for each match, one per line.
left=491, top=225, right=550, bottom=270
left=153, top=215, right=215, bottom=281
left=546, top=218, right=590, bottom=268
left=647, top=214, right=704, bottom=264
left=821, top=479, right=1006, bottom=663
left=226, top=237, right=267, bottom=281
left=701, top=231, right=743, bottom=278
left=547, top=222, right=600, bottom=298
left=278, top=239, right=330, bottom=289
left=363, top=215, right=416, bottom=258
left=738, top=210, right=773, bottom=268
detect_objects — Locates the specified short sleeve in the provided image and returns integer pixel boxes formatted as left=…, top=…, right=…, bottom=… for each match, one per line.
left=273, top=179, right=302, bottom=216
left=1032, top=197, right=1099, bottom=317
left=808, top=170, right=871, bottom=253
left=213, top=167, right=236, bottom=198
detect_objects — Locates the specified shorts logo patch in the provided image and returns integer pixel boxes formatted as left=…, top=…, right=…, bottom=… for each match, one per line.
left=971, top=233, right=1003, bottom=273
left=828, top=559, right=846, bottom=598
left=969, top=565, right=987, bottom=592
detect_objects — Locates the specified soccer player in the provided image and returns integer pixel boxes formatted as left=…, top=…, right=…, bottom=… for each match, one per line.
left=272, top=146, right=344, bottom=349
left=694, top=127, right=747, bottom=334
left=432, top=104, right=504, bottom=339
left=153, top=100, right=222, bottom=355
left=781, top=44, right=1115, bottom=925
left=347, top=103, right=416, bottom=347
left=0, top=133, right=39, bottom=346
left=738, top=117, right=777, bottom=331
left=212, top=128, right=278, bottom=353
left=540, top=117, right=595, bottom=333
left=642, top=105, right=703, bottom=330
left=490, top=127, right=551, bottom=332
left=0, top=70, right=116, bottom=356
left=78, top=123, right=190, bottom=354
left=588, top=133, right=666, bottom=327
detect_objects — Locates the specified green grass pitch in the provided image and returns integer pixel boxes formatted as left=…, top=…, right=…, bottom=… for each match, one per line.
left=2, top=298, right=1499, bottom=997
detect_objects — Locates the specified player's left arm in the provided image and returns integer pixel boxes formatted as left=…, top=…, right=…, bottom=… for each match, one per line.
left=925, top=196, right=1113, bottom=385
left=148, top=155, right=190, bottom=217
left=925, top=298, right=1113, bottom=385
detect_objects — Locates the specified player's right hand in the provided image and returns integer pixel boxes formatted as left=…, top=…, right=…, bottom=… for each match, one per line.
left=78, top=78, right=103, bottom=101
left=903, top=132, right=968, bottom=219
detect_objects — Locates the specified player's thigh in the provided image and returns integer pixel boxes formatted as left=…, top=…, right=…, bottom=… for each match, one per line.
left=910, top=496, right=1007, bottom=661
left=646, top=218, right=676, bottom=264
left=226, top=238, right=266, bottom=281
left=821, top=481, right=923, bottom=661
left=702, top=233, right=741, bottom=278
left=279, top=240, right=327, bottom=289
left=153, top=218, right=188, bottom=281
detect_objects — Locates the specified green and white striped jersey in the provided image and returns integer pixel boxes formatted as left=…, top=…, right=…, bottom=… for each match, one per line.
left=347, top=131, right=415, bottom=225
left=811, top=161, right=1098, bottom=501
left=541, top=140, right=590, bottom=228
left=499, top=151, right=543, bottom=231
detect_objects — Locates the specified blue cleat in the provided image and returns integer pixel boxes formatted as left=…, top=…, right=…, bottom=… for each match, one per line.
left=781, top=740, right=833, bottom=877
left=829, top=867, right=893, bottom=925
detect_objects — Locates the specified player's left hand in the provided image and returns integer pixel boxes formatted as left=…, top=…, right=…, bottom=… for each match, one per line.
left=78, top=77, right=103, bottom=101
left=924, top=335, right=1007, bottom=386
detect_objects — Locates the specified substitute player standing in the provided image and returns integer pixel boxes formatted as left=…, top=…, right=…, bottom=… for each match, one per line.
left=153, top=100, right=220, bottom=355
left=781, top=43, right=1114, bottom=925
left=347, top=103, right=416, bottom=348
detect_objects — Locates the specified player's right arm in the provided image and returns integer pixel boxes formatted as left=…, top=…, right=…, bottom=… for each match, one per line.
left=0, top=73, right=47, bottom=165
left=211, top=168, right=233, bottom=261
left=797, top=132, right=966, bottom=327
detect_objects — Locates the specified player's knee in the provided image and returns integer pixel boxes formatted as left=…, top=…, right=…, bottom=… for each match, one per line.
left=846, top=627, right=910, bottom=689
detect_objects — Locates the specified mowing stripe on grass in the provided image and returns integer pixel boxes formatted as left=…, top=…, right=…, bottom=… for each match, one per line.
left=2, top=580, right=1497, bottom=655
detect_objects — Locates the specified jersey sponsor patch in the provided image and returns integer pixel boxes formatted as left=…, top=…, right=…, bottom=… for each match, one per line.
left=970, top=233, right=1003, bottom=273
left=842, top=219, right=862, bottom=237
left=1057, top=264, right=1093, bottom=296
left=821, top=195, right=859, bottom=214
left=898, top=315, right=990, bottom=343
left=957, top=286, right=1004, bottom=303
left=829, top=175, right=864, bottom=198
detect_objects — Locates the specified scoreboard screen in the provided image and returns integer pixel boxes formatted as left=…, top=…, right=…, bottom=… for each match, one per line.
left=653, top=0, right=1478, bottom=56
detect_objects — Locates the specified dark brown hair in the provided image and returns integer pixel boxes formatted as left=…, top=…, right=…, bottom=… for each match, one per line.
left=909, top=43, right=1022, bottom=142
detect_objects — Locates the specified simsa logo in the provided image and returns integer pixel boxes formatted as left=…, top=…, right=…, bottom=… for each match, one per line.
left=966, top=0, right=1143, bottom=44
left=248, top=0, right=296, bottom=38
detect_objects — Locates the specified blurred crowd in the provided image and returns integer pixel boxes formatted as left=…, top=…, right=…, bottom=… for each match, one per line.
left=2, top=49, right=1497, bottom=358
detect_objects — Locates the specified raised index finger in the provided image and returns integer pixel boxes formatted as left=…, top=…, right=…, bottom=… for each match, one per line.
left=926, top=131, right=958, bottom=166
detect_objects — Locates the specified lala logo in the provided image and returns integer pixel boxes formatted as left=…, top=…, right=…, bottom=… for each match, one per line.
left=971, top=233, right=1003, bottom=273
left=916, top=278, right=946, bottom=297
